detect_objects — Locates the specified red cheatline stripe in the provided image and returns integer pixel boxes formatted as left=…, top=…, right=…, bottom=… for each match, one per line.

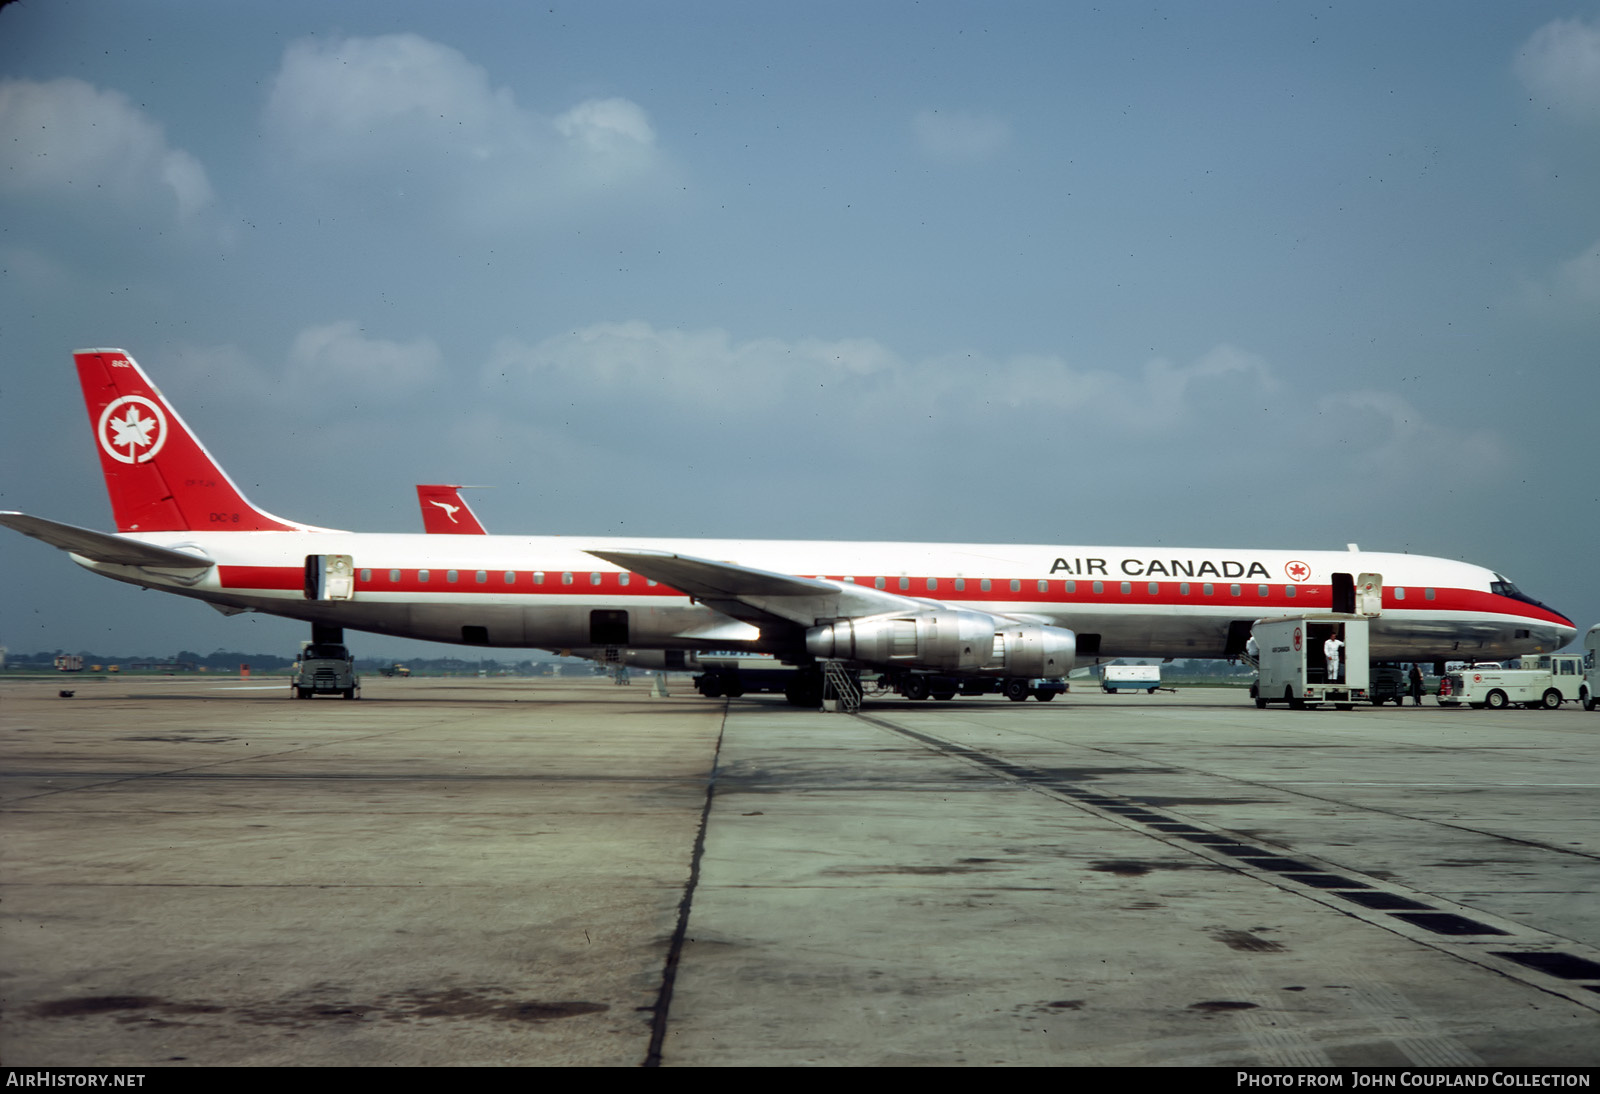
left=212, top=566, right=1570, bottom=627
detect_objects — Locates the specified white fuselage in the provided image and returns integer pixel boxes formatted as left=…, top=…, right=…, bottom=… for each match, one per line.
left=74, top=532, right=1576, bottom=662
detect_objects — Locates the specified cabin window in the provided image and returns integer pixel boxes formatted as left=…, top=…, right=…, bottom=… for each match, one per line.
left=1285, top=585, right=1296, bottom=598
left=875, top=577, right=886, bottom=590
left=590, top=572, right=602, bottom=586
left=418, top=569, right=430, bottom=583
left=476, top=570, right=488, bottom=584
left=1230, top=584, right=1241, bottom=597
left=389, top=569, right=400, bottom=583
left=1180, top=582, right=1190, bottom=595
left=1258, top=585, right=1269, bottom=597
left=1010, top=579, right=1021, bottom=592
left=844, top=576, right=855, bottom=584
left=359, top=568, right=371, bottom=583
left=899, top=577, right=910, bottom=591
left=1395, top=587, right=1406, bottom=600
left=1148, top=582, right=1158, bottom=595
left=534, top=571, right=545, bottom=584
left=981, top=579, right=992, bottom=592
left=1093, top=581, right=1104, bottom=594
left=619, top=573, right=630, bottom=586
left=1120, top=581, right=1131, bottom=594
left=1065, top=580, right=1076, bottom=594
left=953, top=578, right=964, bottom=591
left=1425, top=588, right=1435, bottom=600
left=503, top=571, right=515, bottom=584
left=1203, top=583, right=1213, bottom=596
left=447, top=570, right=459, bottom=583
left=561, top=572, right=573, bottom=585
left=1038, top=580, right=1049, bottom=594
left=927, top=578, right=938, bottom=591
left=646, top=579, right=658, bottom=586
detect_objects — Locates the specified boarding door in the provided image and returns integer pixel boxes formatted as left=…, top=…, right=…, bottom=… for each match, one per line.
left=304, top=554, right=356, bottom=600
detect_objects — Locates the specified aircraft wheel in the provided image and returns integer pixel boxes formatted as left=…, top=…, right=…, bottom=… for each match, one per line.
left=901, top=676, right=931, bottom=701
left=1485, top=689, right=1509, bottom=710
left=1005, top=679, right=1030, bottom=702
left=1540, top=689, right=1561, bottom=710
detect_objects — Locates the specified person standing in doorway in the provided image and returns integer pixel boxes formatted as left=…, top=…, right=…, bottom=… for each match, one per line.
left=1409, top=663, right=1425, bottom=706
left=1325, top=632, right=1344, bottom=683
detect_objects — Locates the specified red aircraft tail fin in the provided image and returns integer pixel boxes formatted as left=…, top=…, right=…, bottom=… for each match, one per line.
left=416, top=484, right=489, bottom=534
left=75, top=348, right=309, bottom=533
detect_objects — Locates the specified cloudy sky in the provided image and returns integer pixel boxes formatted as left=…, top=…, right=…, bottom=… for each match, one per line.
left=2, top=0, right=1596, bottom=660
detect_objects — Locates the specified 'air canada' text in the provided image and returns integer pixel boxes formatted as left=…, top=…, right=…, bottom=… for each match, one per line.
left=1050, top=557, right=1273, bottom=579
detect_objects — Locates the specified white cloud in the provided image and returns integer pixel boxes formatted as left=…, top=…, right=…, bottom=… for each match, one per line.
left=912, top=109, right=1011, bottom=162
left=287, top=321, right=442, bottom=396
left=262, top=34, right=671, bottom=227
left=1315, top=390, right=1507, bottom=478
left=1512, top=237, right=1600, bottom=319
left=487, top=323, right=1275, bottom=437
left=0, top=77, right=215, bottom=222
left=1514, top=17, right=1600, bottom=123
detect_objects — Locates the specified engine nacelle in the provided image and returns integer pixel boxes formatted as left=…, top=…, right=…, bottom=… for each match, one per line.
left=989, top=622, right=1076, bottom=677
left=806, top=609, right=999, bottom=672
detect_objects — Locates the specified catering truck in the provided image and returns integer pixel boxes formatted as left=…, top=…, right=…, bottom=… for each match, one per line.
left=1253, top=613, right=1371, bottom=709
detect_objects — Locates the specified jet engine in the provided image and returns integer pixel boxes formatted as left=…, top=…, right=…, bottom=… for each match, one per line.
left=805, top=609, right=1075, bottom=676
left=989, top=622, right=1076, bottom=677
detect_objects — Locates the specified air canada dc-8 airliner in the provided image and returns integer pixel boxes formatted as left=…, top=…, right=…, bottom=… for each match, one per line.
left=0, top=349, right=1577, bottom=705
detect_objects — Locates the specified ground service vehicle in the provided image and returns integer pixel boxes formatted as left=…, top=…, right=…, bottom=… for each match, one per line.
left=1368, top=664, right=1410, bottom=706
left=1584, top=626, right=1599, bottom=712
left=1254, top=612, right=1372, bottom=709
left=1446, top=657, right=1585, bottom=710
left=292, top=641, right=360, bottom=699
left=1101, top=664, right=1161, bottom=693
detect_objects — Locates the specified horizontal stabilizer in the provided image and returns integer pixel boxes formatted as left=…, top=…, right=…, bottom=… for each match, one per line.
left=0, top=511, right=214, bottom=569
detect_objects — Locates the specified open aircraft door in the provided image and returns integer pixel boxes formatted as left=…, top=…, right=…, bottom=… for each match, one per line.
left=304, top=554, right=356, bottom=601
left=1356, top=572, right=1383, bottom=617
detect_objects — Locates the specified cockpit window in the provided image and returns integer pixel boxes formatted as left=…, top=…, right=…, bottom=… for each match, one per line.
left=1490, top=574, right=1560, bottom=616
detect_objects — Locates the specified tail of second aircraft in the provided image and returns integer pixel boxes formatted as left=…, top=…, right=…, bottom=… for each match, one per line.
left=416, top=485, right=489, bottom=534
left=75, top=348, right=316, bottom=533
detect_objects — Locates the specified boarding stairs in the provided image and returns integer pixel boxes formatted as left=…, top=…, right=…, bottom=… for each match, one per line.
left=820, top=660, right=862, bottom=713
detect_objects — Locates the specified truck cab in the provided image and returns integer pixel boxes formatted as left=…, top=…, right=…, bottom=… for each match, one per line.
left=292, top=641, right=360, bottom=700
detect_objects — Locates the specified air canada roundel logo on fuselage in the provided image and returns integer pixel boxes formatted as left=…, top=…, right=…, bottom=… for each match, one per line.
left=98, top=396, right=168, bottom=464
left=1285, top=560, right=1311, bottom=582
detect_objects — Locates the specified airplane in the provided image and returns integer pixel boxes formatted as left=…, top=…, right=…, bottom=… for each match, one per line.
left=417, top=485, right=488, bottom=535
left=0, top=348, right=1577, bottom=706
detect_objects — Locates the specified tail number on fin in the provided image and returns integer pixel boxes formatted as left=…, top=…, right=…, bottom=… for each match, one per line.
left=98, top=396, right=169, bottom=464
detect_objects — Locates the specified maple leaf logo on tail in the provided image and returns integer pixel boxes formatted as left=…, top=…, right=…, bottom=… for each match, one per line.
left=97, top=396, right=168, bottom=464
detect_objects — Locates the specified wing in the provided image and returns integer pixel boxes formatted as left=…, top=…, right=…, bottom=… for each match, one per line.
left=0, top=511, right=215, bottom=569
left=585, top=548, right=926, bottom=634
